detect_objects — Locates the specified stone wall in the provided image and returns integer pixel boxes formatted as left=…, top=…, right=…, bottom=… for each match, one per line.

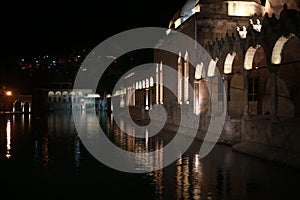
left=242, top=117, right=300, bottom=152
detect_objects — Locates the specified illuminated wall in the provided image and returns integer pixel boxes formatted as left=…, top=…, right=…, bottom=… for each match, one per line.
left=228, top=1, right=264, bottom=16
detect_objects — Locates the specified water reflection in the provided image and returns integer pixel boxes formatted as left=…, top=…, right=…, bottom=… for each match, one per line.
left=34, top=134, right=50, bottom=169
left=1, top=111, right=300, bottom=200
left=176, top=155, right=190, bottom=200
left=74, top=135, right=81, bottom=172
left=6, top=119, right=11, bottom=159
left=192, top=154, right=202, bottom=200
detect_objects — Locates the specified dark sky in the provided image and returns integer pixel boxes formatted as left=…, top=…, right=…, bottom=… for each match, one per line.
left=1, top=0, right=187, bottom=61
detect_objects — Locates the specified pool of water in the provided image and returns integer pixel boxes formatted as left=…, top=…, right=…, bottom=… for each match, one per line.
left=0, top=111, right=299, bottom=200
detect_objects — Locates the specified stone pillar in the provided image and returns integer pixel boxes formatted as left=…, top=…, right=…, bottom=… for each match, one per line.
left=223, top=74, right=231, bottom=117
left=243, top=70, right=250, bottom=119
left=269, top=64, right=279, bottom=121
left=208, top=77, right=213, bottom=115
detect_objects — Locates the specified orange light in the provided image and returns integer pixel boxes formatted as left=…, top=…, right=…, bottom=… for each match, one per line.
left=6, top=91, right=12, bottom=96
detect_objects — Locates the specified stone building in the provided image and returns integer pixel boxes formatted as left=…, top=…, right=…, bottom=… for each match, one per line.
left=114, top=0, right=300, bottom=167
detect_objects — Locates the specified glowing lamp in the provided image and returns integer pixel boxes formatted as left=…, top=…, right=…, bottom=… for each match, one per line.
left=6, top=91, right=12, bottom=96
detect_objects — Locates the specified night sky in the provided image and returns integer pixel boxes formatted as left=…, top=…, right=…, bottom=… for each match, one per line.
left=1, top=0, right=187, bottom=61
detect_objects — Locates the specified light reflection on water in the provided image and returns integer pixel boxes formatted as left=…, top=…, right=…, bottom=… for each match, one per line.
left=0, top=111, right=300, bottom=199
left=6, top=119, right=11, bottom=159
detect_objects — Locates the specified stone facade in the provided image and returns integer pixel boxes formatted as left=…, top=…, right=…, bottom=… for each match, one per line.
left=113, top=0, right=300, bottom=166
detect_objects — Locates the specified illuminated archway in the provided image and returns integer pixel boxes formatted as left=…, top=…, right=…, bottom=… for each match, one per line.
left=48, top=91, right=55, bottom=102
left=244, top=45, right=260, bottom=70
left=62, top=91, right=69, bottom=102
left=224, top=52, right=236, bottom=74
left=69, top=91, right=78, bottom=102
left=244, top=45, right=267, bottom=115
left=244, top=45, right=266, bottom=70
left=194, top=62, right=205, bottom=115
left=207, top=58, right=218, bottom=77
left=275, top=34, right=300, bottom=116
left=55, top=91, right=62, bottom=102
left=271, top=34, right=296, bottom=64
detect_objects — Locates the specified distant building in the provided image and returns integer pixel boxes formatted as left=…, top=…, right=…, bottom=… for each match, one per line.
left=32, top=82, right=108, bottom=112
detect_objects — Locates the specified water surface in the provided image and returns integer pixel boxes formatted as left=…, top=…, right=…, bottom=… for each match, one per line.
left=0, top=111, right=299, bottom=200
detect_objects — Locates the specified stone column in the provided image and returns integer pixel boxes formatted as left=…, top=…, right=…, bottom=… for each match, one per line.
left=208, top=77, right=213, bottom=115
left=243, top=70, right=250, bottom=119
left=269, top=64, right=279, bottom=121
left=223, top=74, right=231, bottom=116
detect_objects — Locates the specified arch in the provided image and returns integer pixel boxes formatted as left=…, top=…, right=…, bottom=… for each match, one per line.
left=145, top=78, right=149, bottom=88
left=55, top=91, right=62, bottom=102
left=23, top=102, right=30, bottom=113
left=77, top=91, right=83, bottom=98
left=207, top=58, right=218, bottom=77
left=224, top=52, right=236, bottom=74
left=14, top=100, right=22, bottom=112
left=195, top=62, right=204, bottom=80
left=194, top=62, right=204, bottom=115
left=62, top=91, right=69, bottom=102
left=48, top=91, right=55, bottom=102
left=69, top=91, right=78, bottom=102
left=149, top=77, right=154, bottom=87
left=244, top=45, right=266, bottom=70
left=271, top=34, right=296, bottom=64
left=69, top=91, right=77, bottom=96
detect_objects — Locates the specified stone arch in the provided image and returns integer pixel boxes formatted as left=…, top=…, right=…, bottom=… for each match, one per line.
left=244, top=45, right=267, bottom=115
left=145, top=78, right=149, bottom=88
left=207, top=58, right=218, bottom=77
left=69, top=91, right=78, bottom=102
left=224, top=51, right=244, bottom=117
left=224, top=52, right=236, bottom=74
left=194, top=62, right=206, bottom=115
left=23, top=102, right=30, bottom=113
left=149, top=76, right=154, bottom=87
left=276, top=34, right=300, bottom=116
left=195, top=62, right=204, bottom=80
left=142, top=80, right=146, bottom=89
left=14, top=100, right=22, bottom=112
left=62, top=91, right=69, bottom=102
left=48, top=91, right=55, bottom=102
left=223, top=51, right=242, bottom=75
left=271, top=34, right=297, bottom=64
left=55, top=91, right=62, bottom=102
left=244, top=45, right=267, bottom=70
left=278, top=34, right=300, bottom=64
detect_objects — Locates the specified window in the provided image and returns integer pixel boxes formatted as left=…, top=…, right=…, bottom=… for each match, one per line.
left=227, top=79, right=231, bottom=102
left=248, top=78, right=258, bottom=101
left=218, top=77, right=224, bottom=102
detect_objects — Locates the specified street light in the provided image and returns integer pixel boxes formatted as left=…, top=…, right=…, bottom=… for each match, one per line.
left=6, top=91, right=12, bottom=96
